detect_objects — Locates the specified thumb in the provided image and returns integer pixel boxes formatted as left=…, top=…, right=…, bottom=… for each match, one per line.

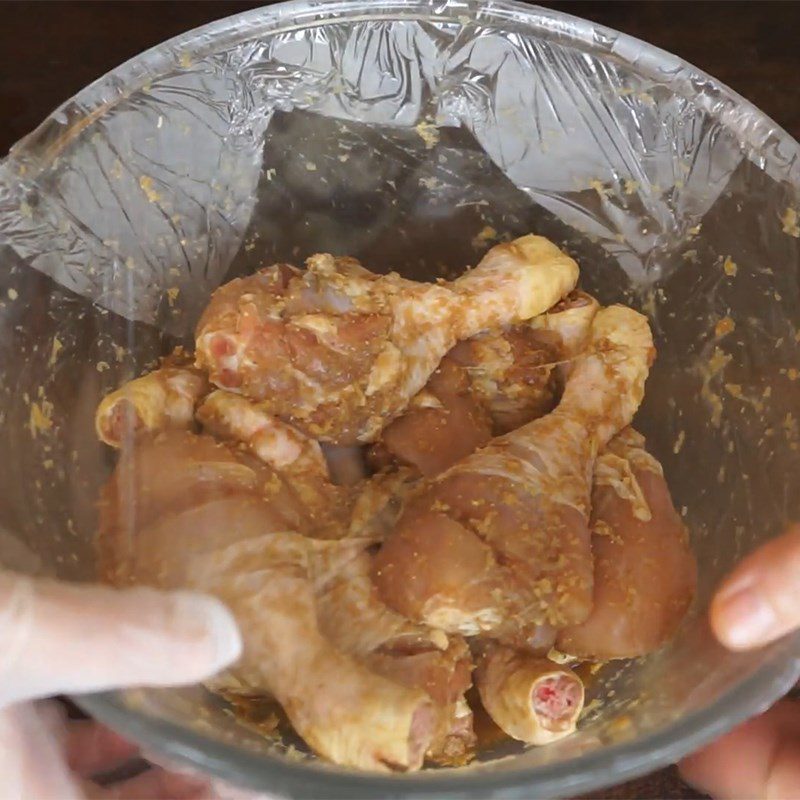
left=710, top=524, right=800, bottom=650
left=679, top=699, right=800, bottom=800
left=0, top=572, right=242, bottom=706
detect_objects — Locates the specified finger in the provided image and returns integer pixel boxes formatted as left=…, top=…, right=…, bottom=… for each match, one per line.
left=83, top=767, right=211, bottom=800
left=710, top=524, right=800, bottom=649
left=679, top=699, right=800, bottom=799
left=0, top=703, right=81, bottom=800
left=0, top=573, right=242, bottom=705
left=64, top=720, right=140, bottom=777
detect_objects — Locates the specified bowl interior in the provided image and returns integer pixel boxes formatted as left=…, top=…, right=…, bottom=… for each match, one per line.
left=0, top=1, right=798, bottom=797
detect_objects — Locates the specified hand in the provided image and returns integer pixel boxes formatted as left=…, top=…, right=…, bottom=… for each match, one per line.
left=679, top=525, right=800, bottom=799
left=0, top=570, right=245, bottom=799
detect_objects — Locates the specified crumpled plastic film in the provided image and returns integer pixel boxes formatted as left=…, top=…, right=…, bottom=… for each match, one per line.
left=0, top=2, right=797, bottom=331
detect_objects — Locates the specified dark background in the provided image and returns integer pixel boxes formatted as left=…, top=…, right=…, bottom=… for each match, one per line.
left=1, top=1, right=799, bottom=154
left=2, top=2, right=798, bottom=798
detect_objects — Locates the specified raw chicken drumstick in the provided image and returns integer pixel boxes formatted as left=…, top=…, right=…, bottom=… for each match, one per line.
left=474, top=643, right=585, bottom=744
left=101, top=395, right=473, bottom=767
left=194, top=235, right=579, bottom=444
left=194, top=389, right=347, bottom=537
left=367, top=355, right=493, bottom=477
left=95, top=361, right=208, bottom=447
left=313, top=542, right=476, bottom=764
left=373, top=305, right=655, bottom=640
left=370, top=290, right=599, bottom=476
left=556, top=427, right=697, bottom=659
left=197, top=389, right=328, bottom=479
left=450, top=290, right=599, bottom=435
left=370, top=292, right=693, bottom=660
left=529, top=290, right=600, bottom=369
left=98, top=430, right=437, bottom=772
left=192, top=388, right=475, bottom=759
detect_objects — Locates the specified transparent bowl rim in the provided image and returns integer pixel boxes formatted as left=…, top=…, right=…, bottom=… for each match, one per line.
left=8, top=0, right=798, bottom=795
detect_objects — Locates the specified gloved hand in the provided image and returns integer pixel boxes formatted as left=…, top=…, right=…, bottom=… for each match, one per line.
left=680, top=525, right=800, bottom=799
left=0, top=571, right=244, bottom=799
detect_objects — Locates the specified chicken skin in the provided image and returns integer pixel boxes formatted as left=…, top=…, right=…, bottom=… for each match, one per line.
left=312, top=542, right=476, bottom=763
left=98, top=431, right=437, bottom=772
left=195, top=389, right=345, bottom=536
left=373, top=305, right=655, bottom=640
left=195, top=235, right=578, bottom=444
left=556, top=428, right=697, bottom=659
left=93, top=232, right=698, bottom=771
left=367, top=356, right=493, bottom=477
left=370, top=289, right=600, bottom=476
left=448, top=290, right=598, bottom=435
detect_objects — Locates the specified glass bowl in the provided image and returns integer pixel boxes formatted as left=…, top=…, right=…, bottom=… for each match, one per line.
left=0, top=1, right=798, bottom=797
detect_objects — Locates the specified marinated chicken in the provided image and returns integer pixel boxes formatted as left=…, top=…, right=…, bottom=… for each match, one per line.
left=369, top=289, right=600, bottom=475
left=195, top=235, right=578, bottom=444
left=474, top=643, right=584, bottom=744
left=556, top=427, right=697, bottom=659
left=98, top=431, right=437, bottom=771
left=197, top=389, right=328, bottom=478
left=451, top=289, right=599, bottom=434
left=312, top=543, right=476, bottom=763
left=367, top=356, right=493, bottom=477
left=95, top=363, right=208, bottom=447
left=195, top=389, right=345, bottom=536
left=372, top=305, right=655, bottom=639
left=94, top=233, right=696, bottom=772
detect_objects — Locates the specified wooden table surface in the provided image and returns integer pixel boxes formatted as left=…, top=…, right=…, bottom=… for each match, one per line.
left=2, top=2, right=798, bottom=798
